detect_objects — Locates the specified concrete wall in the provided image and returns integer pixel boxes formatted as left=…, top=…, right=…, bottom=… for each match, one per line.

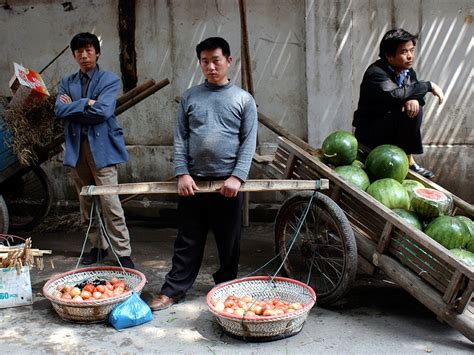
left=0, top=0, right=472, bottom=209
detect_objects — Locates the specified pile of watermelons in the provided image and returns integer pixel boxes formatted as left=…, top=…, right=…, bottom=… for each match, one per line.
left=320, top=130, right=474, bottom=268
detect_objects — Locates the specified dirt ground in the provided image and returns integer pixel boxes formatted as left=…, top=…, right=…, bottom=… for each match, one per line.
left=0, top=222, right=472, bottom=353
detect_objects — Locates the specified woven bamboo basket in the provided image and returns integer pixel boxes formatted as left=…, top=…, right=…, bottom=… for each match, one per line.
left=206, top=276, right=316, bottom=341
left=43, top=266, right=146, bottom=323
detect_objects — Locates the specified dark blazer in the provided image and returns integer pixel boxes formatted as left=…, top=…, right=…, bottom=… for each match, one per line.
left=353, top=59, right=432, bottom=150
left=54, top=66, right=128, bottom=169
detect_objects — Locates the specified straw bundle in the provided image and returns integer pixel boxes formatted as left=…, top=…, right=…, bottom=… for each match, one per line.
left=3, top=95, right=62, bottom=166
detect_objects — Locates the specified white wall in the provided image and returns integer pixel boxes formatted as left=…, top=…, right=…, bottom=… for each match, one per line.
left=0, top=0, right=471, bottom=204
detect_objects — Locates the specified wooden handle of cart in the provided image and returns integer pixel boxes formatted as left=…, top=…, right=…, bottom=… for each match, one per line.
left=80, top=179, right=329, bottom=196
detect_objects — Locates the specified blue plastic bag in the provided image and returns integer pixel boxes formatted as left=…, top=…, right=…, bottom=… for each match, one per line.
left=109, top=292, right=152, bottom=330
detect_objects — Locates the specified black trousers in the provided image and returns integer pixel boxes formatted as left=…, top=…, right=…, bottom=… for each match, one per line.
left=161, top=192, right=243, bottom=297
left=354, top=108, right=424, bottom=155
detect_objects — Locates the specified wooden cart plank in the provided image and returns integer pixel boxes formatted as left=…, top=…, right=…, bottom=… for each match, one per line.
left=443, top=270, right=464, bottom=306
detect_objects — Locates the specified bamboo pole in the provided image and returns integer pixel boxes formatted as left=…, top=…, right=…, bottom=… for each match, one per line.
left=116, top=79, right=155, bottom=107
left=81, top=179, right=329, bottom=196
left=114, top=78, right=170, bottom=115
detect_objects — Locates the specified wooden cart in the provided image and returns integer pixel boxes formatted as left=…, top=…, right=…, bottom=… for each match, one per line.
left=253, top=136, right=474, bottom=342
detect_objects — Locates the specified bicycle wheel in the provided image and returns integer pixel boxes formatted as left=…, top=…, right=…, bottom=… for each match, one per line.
left=0, top=195, right=9, bottom=233
left=1, top=166, right=53, bottom=231
left=274, top=191, right=357, bottom=306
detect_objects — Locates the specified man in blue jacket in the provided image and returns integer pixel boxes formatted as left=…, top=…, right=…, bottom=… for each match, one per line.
left=54, top=32, right=134, bottom=269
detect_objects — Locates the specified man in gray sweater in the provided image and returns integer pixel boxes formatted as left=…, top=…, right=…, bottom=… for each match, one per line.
left=148, top=37, right=258, bottom=311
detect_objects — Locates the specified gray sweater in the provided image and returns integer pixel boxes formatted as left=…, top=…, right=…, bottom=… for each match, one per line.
left=174, top=80, right=258, bottom=181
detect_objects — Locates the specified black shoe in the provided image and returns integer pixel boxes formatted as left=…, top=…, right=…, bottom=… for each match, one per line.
left=81, top=248, right=108, bottom=265
left=118, top=256, right=135, bottom=269
left=409, top=163, right=435, bottom=179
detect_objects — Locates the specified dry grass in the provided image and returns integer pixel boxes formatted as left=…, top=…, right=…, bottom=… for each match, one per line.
left=3, top=95, right=63, bottom=166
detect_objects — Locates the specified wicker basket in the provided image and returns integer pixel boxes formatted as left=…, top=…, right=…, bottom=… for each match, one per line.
left=43, top=266, right=146, bottom=323
left=206, top=276, right=316, bottom=341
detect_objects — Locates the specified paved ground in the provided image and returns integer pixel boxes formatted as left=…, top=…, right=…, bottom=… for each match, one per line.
left=1, top=222, right=473, bottom=354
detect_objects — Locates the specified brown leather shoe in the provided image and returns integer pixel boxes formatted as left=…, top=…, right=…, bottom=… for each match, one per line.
left=148, top=293, right=184, bottom=311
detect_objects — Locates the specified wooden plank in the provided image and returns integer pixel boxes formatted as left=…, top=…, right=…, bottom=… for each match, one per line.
left=376, top=221, right=394, bottom=254
left=283, top=153, right=296, bottom=179
left=390, top=233, right=454, bottom=282
left=376, top=253, right=474, bottom=341
left=457, top=279, right=474, bottom=314
left=80, top=179, right=330, bottom=196
left=388, top=249, right=449, bottom=292
left=357, top=254, right=376, bottom=275
left=443, top=270, right=464, bottom=306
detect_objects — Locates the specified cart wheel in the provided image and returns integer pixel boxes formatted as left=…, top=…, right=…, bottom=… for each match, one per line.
left=1, top=166, right=53, bottom=231
left=274, top=191, right=357, bottom=306
left=0, top=195, right=9, bottom=233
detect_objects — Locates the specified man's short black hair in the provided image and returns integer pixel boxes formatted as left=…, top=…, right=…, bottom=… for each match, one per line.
left=379, top=29, right=418, bottom=59
left=196, top=37, right=231, bottom=60
left=70, top=32, right=101, bottom=55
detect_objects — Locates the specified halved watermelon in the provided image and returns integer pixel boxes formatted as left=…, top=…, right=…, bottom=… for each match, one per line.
left=411, top=187, right=452, bottom=218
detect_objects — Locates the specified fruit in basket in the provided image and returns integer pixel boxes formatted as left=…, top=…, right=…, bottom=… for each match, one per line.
left=334, top=165, right=370, bottom=191
left=365, top=145, right=409, bottom=183
left=449, top=249, right=474, bottom=268
left=55, top=277, right=128, bottom=301
left=321, top=131, right=358, bottom=166
left=392, top=209, right=422, bottom=230
left=411, top=187, right=452, bottom=218
left=366, top=178, right=410, bottom=210
left=424, top=216, right=470, bottom=249
left=211, top=295, right=304, bottom=318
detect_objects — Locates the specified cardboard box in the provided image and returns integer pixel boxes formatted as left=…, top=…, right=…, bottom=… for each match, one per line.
left=9, top=63, right=49, bottom=109
left=0, top=266, right=33, bottom=308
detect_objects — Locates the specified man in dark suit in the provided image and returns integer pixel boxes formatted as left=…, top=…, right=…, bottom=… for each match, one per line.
left=54, top=32, right=134, bottom=268
left=353, top=28, right=444, bottom=179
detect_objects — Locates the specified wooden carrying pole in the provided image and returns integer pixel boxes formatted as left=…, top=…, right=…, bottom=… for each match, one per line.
left=81, top=179, right=329, bottom=196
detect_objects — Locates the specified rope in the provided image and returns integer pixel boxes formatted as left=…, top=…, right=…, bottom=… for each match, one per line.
left=238, top=191, right=319, bottom=335
left=75, top=196, right=126, bottom=273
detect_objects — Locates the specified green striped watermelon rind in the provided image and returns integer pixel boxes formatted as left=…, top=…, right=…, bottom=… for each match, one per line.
left=424, top=216, right=471, bottom=250
left=449, top=248, right=474, bottom=268
left=455, top=216, right=474, bottom=253
left=366, top=178, right=410, bottom=210
left=411, top=187, right=452, bottom=219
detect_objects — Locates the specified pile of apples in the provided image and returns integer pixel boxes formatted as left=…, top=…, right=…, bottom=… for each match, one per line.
left=209, top=294, right=304, bottom=318
left=53, top=277, right=127, bottom=302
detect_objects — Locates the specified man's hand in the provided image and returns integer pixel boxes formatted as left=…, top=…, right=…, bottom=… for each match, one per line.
left=402, top=99, right=420, bottom=118
left=217, top=176, right=241, bottom=198
left=430, top=82, right=444, bottom=105
left=177, top=174, right=199, bottom=196
left=87, top=99, right=96, bottom=107
left=59, top=94, right=72, bottom=104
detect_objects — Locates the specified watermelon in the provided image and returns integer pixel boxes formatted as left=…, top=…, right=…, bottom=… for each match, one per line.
left=402, top=179, right=424, bottom=197
left=351, top=160, right=365, bottom=169
left=424, top=216, right=470, bottom=249
left=411, top=187, right=452, bottom=218
left=449, top=249, right=474, bottom=268
left=365, top=145, right=409, bottom=183
left=366, top=178, right=410, bottom=210
left=321, top=131, right=358, bottom=166
left=334, top=165, right=370, bottom=191
left=455, top=216, right=474, bottom=253
left=392, top=209, right=422, bottom=230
